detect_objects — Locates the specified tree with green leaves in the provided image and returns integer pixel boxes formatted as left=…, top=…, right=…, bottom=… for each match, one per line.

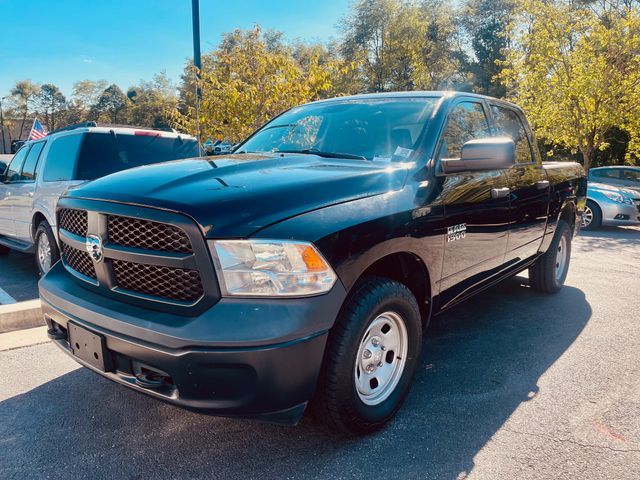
left=91, top=84, right=130, bottom=124
left=501, top=0, right=640, bottom=170
left=127, top=72, right=178, bottom=128
left=10, top=80, right=40, bottom=138
left=463, top=0, right=514, bottom=97
left=36, top=84, right=67, bottom=130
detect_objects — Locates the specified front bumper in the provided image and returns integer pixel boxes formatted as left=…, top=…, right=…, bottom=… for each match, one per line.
left=600, top=201, right=640, bottom=226
left=40, top=262, right=347, bottom=424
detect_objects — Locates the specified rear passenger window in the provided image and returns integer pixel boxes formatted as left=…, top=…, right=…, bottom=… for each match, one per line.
left=43, top=134, right=84, bottom=182
left=20, top=141, right=45, bottom=181
left=4, top=146, right=30, bottom=182
left=491, top=105, right=533, bottom=164
left=439, top=102, right=490, bottom=159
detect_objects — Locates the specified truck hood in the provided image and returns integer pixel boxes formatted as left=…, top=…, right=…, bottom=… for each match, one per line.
left=65, top=153, right=409, bottom=237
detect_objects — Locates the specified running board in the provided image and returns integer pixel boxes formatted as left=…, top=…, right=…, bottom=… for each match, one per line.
left=0, top=236, right=34, bottom=253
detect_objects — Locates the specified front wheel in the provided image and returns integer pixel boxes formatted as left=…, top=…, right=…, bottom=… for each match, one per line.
left=312, top=277, right=422, bottom=435
left=529, top=220, right=572, bottom=293
left=35, top=221, right=59, bottom=276
left=581, top=200, right=602, bottom=231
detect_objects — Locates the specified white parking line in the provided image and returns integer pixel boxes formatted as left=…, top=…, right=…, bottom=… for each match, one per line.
left=0, top=286, right=17, bottom=304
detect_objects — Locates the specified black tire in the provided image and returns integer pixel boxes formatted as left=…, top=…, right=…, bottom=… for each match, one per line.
left=34, top=220, right=59, bottom=276
left=0, top=244, right=9, bottom=256
left=581, top=200, right=602, bottom=231
left=529, top=220, right=572, bottom=293
left=312, top=277, right=422, bottom=435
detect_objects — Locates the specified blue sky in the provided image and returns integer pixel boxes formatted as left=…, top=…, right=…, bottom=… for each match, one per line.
left=0, top=0, right=350, bottom=97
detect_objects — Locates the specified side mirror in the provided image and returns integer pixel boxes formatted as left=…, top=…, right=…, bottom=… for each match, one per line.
left=441, top=137, right=515, bottom=174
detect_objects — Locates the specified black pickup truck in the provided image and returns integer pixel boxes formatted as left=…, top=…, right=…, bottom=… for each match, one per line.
left=39, top=92, right=586, bottom=434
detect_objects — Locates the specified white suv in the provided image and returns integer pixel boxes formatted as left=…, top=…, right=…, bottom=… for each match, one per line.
left=0, top=123, right=200, bottom=274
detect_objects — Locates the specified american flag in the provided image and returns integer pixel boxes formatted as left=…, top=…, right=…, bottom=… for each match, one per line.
left=28, top=118, right=47, bottom=140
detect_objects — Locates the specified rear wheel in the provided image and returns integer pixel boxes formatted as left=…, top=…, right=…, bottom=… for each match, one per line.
left=581, top=200, right=602, bottom=231
left=529, top=220, right=572, bottom=293
left=35, top=221, right=59, bottom=276
left=313, top=277, right=422, bottom=435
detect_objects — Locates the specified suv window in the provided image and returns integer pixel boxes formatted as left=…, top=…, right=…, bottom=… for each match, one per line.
left=4, top=146, right=30, bottom=182
left=20, top=141, right=46, bottom=181
left=439, top=101, right=490, bottom=159
left=43, top=134, right=84, bottom=182
left=491, top=105, right=533, bottom=164
left=75, top=133, right=201, bottom=180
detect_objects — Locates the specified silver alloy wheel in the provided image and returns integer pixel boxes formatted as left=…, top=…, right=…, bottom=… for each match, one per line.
left=37, top=232, right=52, bottom=273
left=354, top=311, right=408, bottom=406
left=581, top=205, right=593, bottom=228
left=555, top=234, right=568, bottom=282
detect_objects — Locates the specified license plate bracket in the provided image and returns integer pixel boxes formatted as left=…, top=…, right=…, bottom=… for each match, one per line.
left=68, top=322, right=112, bottom=372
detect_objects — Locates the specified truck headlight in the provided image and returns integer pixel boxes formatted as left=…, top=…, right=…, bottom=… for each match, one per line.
left=602, top=191, right=633, bottom=205
left=209, top=240, right=337, bottom=297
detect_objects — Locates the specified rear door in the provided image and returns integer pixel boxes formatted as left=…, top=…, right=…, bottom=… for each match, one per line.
left=438, top=99, right=511, bottom=305
left=11, top=140, right=46, bottom=242
left=490, top=103, right=549, bottom=262
left=0, top=146, right=30, bottom=237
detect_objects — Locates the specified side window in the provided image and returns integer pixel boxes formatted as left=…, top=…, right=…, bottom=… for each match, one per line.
left=592, top=169, right=620, bottom=179
left=43, top=134, right=83, bottom=182
left=622, top=169, right=640, bottom=183
left=20, top=141, right=46, bottom=181
left=439, top=102, right=490, bottom=159
left=491, top=105, right=533, bottom=164
left=4, top=146, right=30, bottom=182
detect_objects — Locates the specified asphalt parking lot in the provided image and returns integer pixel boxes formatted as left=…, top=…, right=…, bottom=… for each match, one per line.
left=1, top=226, right=639, bottom=479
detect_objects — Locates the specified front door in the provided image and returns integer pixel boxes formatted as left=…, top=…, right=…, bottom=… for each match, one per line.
left=437, top=99, right=511, bottom=306
left=0, top=146, right=30, bottom=238
left=12, top=141, right=46, bottom=242
left=490, top=104, right=549, bottom=262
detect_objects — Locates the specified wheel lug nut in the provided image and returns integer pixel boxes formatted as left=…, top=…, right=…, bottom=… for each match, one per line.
left=363, top=349, right=372, bottom=359
left=381, top=345, right=386, bottom=351
left=378, top=362, right=383, bottom=367
left=365, top=364, right=375, bottom=373
left=371, top=337, right=381, bottom=347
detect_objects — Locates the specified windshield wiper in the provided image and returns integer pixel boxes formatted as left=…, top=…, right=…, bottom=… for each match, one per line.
left=275, top=148, right=367, bottom=161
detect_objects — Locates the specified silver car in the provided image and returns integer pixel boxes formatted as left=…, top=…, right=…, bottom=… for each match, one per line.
left=0, top=123, right=200, bottom=274
left=582, top=181, right=640, bottom=230
left=588, top=166, right=640, bottom=192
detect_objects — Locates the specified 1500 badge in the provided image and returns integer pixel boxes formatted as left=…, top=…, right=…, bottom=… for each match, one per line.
left=447, top=223, right=467, bottom=242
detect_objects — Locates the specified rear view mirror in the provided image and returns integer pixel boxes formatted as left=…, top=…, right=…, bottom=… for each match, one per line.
left=441, top=137, right=515, bottom=174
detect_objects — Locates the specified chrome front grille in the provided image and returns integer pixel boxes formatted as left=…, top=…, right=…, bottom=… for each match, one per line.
left=57, top=205, right=214, bottom=309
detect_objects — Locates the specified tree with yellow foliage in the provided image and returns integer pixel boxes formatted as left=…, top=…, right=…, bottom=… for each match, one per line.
left=501, top=0, right=640, bottom=170
left=172, top=27, right=345, bottom=143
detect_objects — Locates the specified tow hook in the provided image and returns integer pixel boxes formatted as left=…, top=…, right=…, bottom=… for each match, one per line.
left=135, top=371, right=166, bottom=389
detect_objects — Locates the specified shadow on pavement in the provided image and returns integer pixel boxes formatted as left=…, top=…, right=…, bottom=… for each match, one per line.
left=576, top=226, right=640, bottom=253
left=0, top=277, right=591, bottom=479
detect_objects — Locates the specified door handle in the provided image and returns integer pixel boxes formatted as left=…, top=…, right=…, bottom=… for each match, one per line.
left=491, top=187, right=511, bottom=199
left=535, top=180, right=550, bottom=190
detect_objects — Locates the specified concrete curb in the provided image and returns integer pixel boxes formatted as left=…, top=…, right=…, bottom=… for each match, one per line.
left=0, top=299, right=44, bottom=334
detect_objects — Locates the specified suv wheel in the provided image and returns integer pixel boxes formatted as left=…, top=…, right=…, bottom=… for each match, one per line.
left=35, top=221, right=59, bottom=276
left=313, top=277, right=422, bottom=435
left=529, top=219, right=572, bottom=293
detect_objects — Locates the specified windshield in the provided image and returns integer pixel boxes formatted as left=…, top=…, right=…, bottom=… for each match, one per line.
left=238, top=97, right=438, bottom=161
left=75, top=133, right=201, bottom=180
